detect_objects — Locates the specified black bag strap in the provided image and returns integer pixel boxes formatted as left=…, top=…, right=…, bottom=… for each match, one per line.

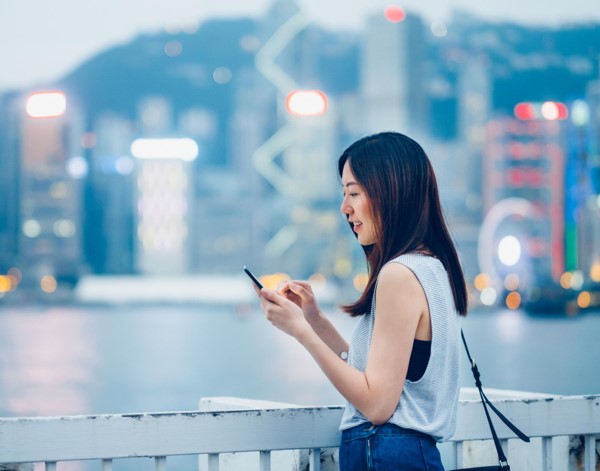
left=460, top=330, right=530, bottom=468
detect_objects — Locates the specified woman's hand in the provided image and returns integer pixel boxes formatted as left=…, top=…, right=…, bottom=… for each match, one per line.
left=259, top=288, right=313, bottom=340
left=277, top=280, right=321, bottom=323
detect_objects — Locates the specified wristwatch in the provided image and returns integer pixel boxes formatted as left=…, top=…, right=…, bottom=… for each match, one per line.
left=340, top=351, right=348, bottom=360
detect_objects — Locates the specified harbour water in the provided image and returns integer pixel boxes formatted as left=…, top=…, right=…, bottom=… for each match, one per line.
left=1, top=303, right=599, bottom=420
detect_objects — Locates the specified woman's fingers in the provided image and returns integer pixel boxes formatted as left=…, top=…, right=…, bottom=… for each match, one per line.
left=259, top=288, right=289, bottom=307
left=287, top=282, right=315, bottom=303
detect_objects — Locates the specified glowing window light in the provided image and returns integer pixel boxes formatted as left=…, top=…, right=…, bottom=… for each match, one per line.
left=498, top=235, right=521, bottom=266
left=504, top=273, right=520, bottom=291
left=353, top=273, right=369, bottom=291
left=384, top=5, right=406, bottom=22
left=0, top=276, right=11, bottom=293
left=23, top=219, right=42, bottom=238
left=67, top=156, right=88, bottom=178
left=40, top=275, right=57, bottom=293
left=571, top=100, right=589, bottom=126
left=577, top=291, right=591, bottom=309
left=514, top=102, right=537, bottom=121
left=473, top=273, right=491, bottom=291
left=480, top=287, right=497, bottom=306
left=591, top=263, right=600, bottom=282
left=53, top=219, right=76, bottom=238
left=115, top=156, right=135, bottom=175
left=430, top=21, right=448, bottom=37
left=334, top=258, right=352, bottom=278
left=286, top=90, right=327, bottom=116
left=213, top=67, right=232, bottom=84
left=50, top=182, right=69, bottom=199
left=541, top=101, right=568, bottom=121
left=571, top=270, right=584, bottom=290
left=26, top=91, right=67, bottom=118
left=505, top=291, right=522, bottom=310
left=131, top=138, right=199, bottom=161
left=308, top=273, right=327, bottom=285
left=560, top=272, right=573, bottom=289
left=164, top=40, right=183, bottom=57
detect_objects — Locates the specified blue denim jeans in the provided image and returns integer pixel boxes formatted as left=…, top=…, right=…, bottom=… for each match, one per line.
left=339, top=422, right=445, bottom=471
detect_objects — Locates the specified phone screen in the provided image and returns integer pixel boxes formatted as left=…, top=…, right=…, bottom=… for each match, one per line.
left=243, top=266, right=264, bottom=290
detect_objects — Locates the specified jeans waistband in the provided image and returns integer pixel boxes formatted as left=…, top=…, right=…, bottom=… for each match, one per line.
left=341, top=422, right=433, bottom=441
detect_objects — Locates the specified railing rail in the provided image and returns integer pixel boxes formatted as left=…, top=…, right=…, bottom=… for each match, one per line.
left=0, top=389, right=598, bottom=470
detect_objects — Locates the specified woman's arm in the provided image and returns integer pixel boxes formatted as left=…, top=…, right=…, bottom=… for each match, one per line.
left=260, top=263, right=427, bottom=424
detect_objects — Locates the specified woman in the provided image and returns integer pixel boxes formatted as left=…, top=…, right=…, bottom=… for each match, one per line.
left=257, top=131, right=468, bottom=470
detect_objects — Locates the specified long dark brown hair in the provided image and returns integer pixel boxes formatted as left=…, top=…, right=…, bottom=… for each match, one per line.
left=338, top=132, right=468, bottom=316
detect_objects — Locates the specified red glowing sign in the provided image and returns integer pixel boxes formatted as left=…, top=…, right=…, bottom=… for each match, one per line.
left=513, top=101, right=569, bottom=121
left=384, top=6, right=406, bottom=23
left=513, top=103, right=536, bottom=121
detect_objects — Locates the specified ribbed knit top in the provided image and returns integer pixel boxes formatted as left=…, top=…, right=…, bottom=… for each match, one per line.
left=339, top=253, right=460, bottom=442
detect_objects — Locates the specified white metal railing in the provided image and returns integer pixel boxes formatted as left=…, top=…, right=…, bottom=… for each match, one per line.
left=0, top=389, right=598, bottom=471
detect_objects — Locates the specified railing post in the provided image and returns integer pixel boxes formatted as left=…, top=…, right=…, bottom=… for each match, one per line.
left=207, top=454, right=219, bottom=471
left=259, top=451, right=271, bottom=471
left=584, top=435, right=596, bottom=471
left=453, top=441, right=463, bottom=468
left=500, top=439, right=509, bottom=462
left=310, top=448, right=321, bottom=471
left=541, top=437, right=552, bottom=471
left=155, top=456, right=167, bottom=471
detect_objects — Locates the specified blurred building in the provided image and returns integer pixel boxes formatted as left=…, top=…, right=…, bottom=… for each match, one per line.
left=132, top=97, right=197, bottom=274
left=268, top=98, right=341, bottom=277
left=209, top=68, right=272, bottom=274
left=433, top=56, right=493, bottom=283
left=584, top=74, right=600, bottom=284
left=15, top=90, right=86, bottom=291
left=481, top=108, right=570, bottom=308
left=0, top=93, right=20, bottom=274
left=84, top=112, right=136, bottom=274
left=361, top=8, right=428, bottom=137
left=457, top=56, right=491, bottom=213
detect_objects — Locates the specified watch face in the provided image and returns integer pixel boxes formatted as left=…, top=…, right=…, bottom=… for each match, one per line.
left=340, top=351, right=348, bottom=360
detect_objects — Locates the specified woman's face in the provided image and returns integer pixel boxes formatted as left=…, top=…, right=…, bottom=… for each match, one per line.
left=340, top=161, right=377, bottom=246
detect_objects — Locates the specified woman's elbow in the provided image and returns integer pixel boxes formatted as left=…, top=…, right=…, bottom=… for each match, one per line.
left=364, top=405, right=396, bottom=426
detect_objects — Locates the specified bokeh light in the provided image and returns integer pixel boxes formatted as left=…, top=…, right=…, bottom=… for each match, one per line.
left=384, top=5, right=406, bottom=22
left=505, top=291, right=522, bottom=310
left=504, top=273, right=520, bottom=291
left=577, top=291, right=591, bottom=309
left=474, top=273, right=492, bottom=291
left=498, top=235, right=521, bottom=266
left=353, top=273, right=368, bottom=291
left=480, top=287, right=497, bottom=306
left=286, top=90, right=327, bottom=116
left=40, top=275, right=57, bottom=293
left=26, top=91, right=66, bottom=118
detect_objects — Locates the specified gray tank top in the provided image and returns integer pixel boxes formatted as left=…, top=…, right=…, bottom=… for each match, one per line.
left=339, top=253, right=460, bottom=442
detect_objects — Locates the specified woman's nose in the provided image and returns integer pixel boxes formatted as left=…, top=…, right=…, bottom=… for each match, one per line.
left=340, top=198, right=352, bottom=215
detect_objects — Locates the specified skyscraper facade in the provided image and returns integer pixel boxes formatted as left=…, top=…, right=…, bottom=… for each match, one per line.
left=361, top=10, right=428, bottom=137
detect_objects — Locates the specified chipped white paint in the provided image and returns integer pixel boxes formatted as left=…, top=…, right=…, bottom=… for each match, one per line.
left=0, top=389, right=598, bottom=471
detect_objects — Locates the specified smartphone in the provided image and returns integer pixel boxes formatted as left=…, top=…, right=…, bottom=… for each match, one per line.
left=243, top=266, right=264, bottom=290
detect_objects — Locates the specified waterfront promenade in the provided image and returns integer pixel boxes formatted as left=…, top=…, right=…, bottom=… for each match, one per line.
left=1, top=305, right=599, bottom=470
left=0, top=390, right=599, bottom=470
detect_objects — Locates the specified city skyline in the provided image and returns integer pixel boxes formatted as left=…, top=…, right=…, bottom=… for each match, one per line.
left=1, top=1, right=599, bottom=311
left=1, top=0, right=600, bottom=93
